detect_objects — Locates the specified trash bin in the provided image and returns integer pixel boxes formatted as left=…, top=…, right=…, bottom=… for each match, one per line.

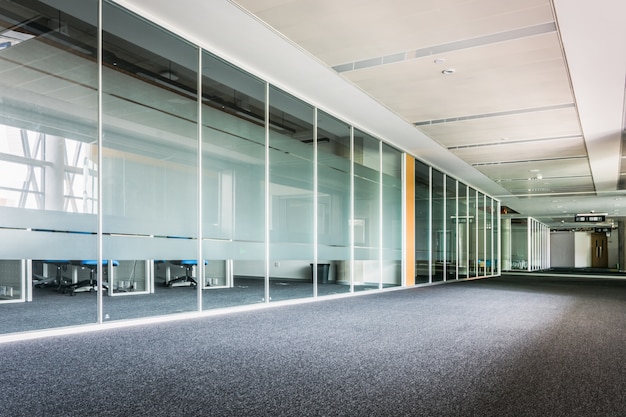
left=310, top=263, right=330, bottom=284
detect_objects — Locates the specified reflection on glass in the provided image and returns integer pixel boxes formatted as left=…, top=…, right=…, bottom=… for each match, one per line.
left=415, top=160, right=430, bottom=284
left=468, top=188, right=478, bottom=277
left=486, top=198, right=494, bottom=275
left=511, top=219, right=528, bottom=270
left=0, top=0, right=99, bottom=332
left=382, top=142, right=402, bottom=287
left=457, top=183, right=469, bottom=278
left=445, top=176, right=457, bottom=280
left=477, top=192, right=486, bottom=276
left=317, top=111, right=351, bottom=294
left=354, top=130, right=381, bottom=292
left=0, top=0, right=505, bottom=337
left=201, top=51, right=266, bottom=308
left=431, top=170, right=444, bottom=282
left=102, top=1, right=198, bottom=319
left=268, top=86, right=315, bottom=302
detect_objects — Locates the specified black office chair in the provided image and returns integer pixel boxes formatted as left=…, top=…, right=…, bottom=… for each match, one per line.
left=66, top=260, right=118, bottom=295
left=165, top=260, right=208, bottom=288
left=33, top=260, right=70, bottom=290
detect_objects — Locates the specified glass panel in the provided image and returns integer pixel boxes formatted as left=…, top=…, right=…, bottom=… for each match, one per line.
left=317, top=111, right=351, bottom=295
left=102, top=1, right=198, bottom=319
left=0, top=0, right=98, bottom=332
left=0, top=260, right=23, bottom=302
left=201, top=51, right=266, bottom=308
left=268, top=86, right=314, bottom=302
left=431, top=169, right=445, bottom=282
left=414, top=160, right=430, bottom=284
left=457, top=183, right=469, bottom=278
left=494, top=201, right=500, bottom=274
left=477, top=192, right=486, bottom=276
left=445, top=176, right=457, bottom=280
left=511, top=218, right=529, bottom=270
left=468, top=188, right=478, bottom=277
left=353, top=130, right=380, bottom=292
left=381, top=142, right=402, bottom=287
left=486, top=198, right=494, bottom=275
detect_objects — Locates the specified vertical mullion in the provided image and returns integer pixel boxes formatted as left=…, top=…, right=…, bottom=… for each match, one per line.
left=443, top=175, right=447, bottom=281
left=428, top=167, right=432, bottom=283
left=455, top=180, right=459, bottom=279
left=378, top=140, right=383, bottom=289
left=264, top=83, right=270, bottom=303
left=196, top=48, right=203, bottom=311
left=96, top=0, right=103, bottom=324
left=349, top=127, right=355, bottom=293
left=313, top=108, right=318, bottom=297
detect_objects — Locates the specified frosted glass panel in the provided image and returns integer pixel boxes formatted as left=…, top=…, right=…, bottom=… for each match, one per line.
left=200, top=51, right=266, bottom=309
left=269, top=88, right=314, bottom=253
left=201, top=51, right=265, bottom=253
left=317, top=111, right=350, bottom=294
left=0, top=0, right=98, bottom=332
left=382, top=143, right=402, bottom=287
left=317, top=111, right=350, bottom=256
left=268, top=87, right=315, bottom=301
left=0, top=0, right=98, bottom=233
left=102, top=2, right=198, bottom=239
left=102, top=1, right=199, bottom=318
left=353, top=129, right=380, bottom=290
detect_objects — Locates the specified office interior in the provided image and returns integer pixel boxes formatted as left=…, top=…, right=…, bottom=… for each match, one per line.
left=0, top=0, right=622, bottom=339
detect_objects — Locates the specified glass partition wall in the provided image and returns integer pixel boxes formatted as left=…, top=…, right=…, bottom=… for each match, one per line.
left=411, top=160, right=499, bottom=283
left=506, top=217, right=549, bottom=271
left=0, top=0, right=500, bottom=336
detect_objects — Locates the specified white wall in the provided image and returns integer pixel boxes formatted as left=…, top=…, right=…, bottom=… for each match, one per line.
left=574, top=231, right=592, bottom=268
left=550, top=231, right=575, bottom=267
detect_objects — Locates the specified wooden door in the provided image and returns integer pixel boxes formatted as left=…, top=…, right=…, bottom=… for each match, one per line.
left=591, top=232, right=608, bottom=268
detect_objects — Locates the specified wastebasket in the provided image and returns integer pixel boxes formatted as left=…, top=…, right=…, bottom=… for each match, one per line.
left=310, top=263, right=330, bottom=284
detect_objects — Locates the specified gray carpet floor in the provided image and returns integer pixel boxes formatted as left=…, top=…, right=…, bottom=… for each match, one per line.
left=0, top=278, right=364, bottom=334
left=1, top=274, right=625, bottom=416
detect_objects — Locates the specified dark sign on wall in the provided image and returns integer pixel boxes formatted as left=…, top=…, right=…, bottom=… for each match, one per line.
left=574, top=214, right=606, bottom=223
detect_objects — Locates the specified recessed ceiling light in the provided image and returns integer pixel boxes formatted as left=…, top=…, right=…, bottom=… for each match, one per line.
left=441, top=68, right=456, bottom=75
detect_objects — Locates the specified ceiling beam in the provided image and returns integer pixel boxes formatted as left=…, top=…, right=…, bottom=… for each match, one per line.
left=553, top=0, right=626, bottom=193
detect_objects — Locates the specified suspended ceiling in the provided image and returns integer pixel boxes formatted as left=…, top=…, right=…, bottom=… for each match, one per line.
left=113, top=1, right=626, bottom=229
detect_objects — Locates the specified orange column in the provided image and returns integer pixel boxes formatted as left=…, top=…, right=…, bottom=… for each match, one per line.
left=405, top=155, right=415, bottom=286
